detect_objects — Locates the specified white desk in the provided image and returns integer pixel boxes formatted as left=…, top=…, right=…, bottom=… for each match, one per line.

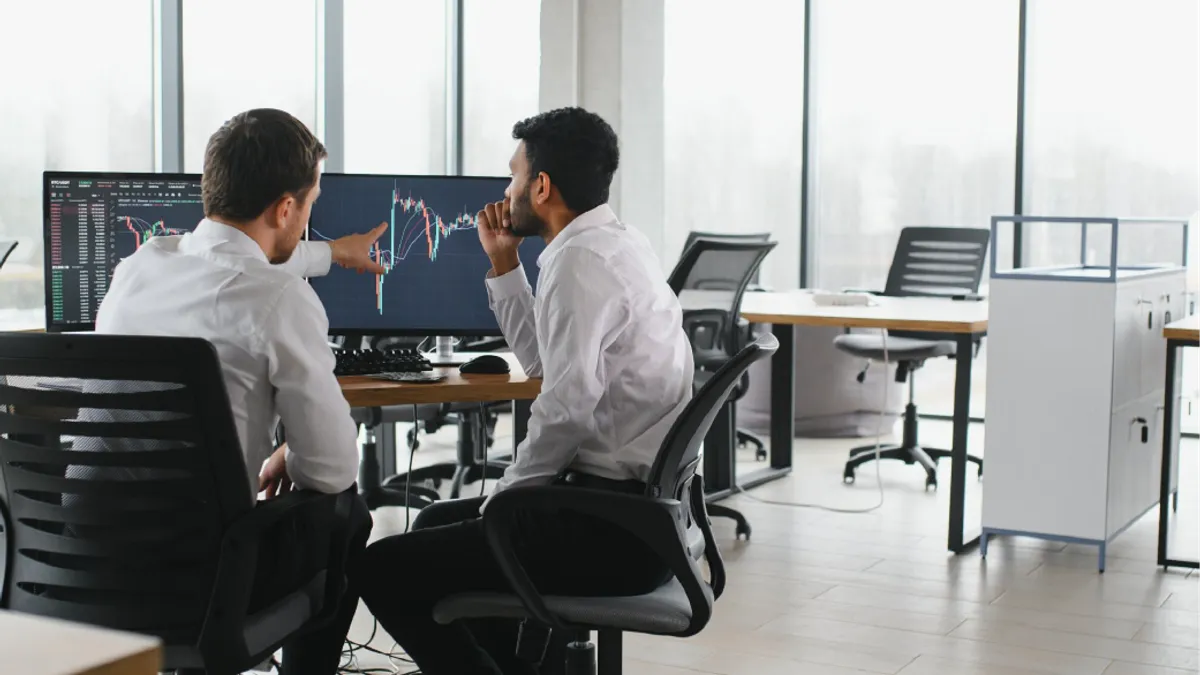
left=0, top=609, right=161, bottom=675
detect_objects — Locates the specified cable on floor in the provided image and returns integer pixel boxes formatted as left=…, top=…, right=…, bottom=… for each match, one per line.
left=727, top=328, right=889, bottom=514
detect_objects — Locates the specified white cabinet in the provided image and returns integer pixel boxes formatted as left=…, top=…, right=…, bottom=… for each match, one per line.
left=981, top=217, right=1189, bottom=572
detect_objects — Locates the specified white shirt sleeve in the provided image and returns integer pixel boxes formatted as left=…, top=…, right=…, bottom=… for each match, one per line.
left=482, top=251, right=630, bottom=509
left=275, top=241, right=333, bottom=278
left=485, top=264, right=543, bottom=377
left=262, top=282, right=359, bottom=493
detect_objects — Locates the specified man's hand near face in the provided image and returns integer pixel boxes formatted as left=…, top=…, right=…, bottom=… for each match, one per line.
left=329, top=221, right=389, bottom=274
left=477, top=199, right=521, bottom=276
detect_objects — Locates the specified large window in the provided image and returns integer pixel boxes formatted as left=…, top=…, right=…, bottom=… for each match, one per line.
left=1025, top=0, right=1200, bottom=434
left=0, top=0, right=154, bottom=330
left=462, top=0, right=542, bottom=176
left=810, top=0, right=1019, bottom=417
left=663, top=0, right=804, bottom=289
left=343, top=0, right=449, bottom=174
left=182, top=0, right=319, bottom=172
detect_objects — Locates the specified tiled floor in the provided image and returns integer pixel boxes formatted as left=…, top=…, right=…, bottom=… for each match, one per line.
left=345, top=417, right=1199, bottom=675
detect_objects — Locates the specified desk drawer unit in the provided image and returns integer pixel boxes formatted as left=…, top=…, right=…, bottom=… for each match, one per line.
left=981, top=216, right=1189, bottom=572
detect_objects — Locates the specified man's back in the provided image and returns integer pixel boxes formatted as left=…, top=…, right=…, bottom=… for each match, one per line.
left=96, top=219, right=358, bottom=496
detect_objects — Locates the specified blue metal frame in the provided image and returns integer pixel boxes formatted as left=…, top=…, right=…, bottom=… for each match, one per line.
left=981, top=527, right=1109, bottom=572
left=991, top=215, right=1189, bottom=283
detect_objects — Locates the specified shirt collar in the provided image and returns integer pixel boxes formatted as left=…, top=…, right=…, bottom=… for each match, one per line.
left=192, top=218, right=271, bottom=264
left=537, top=203, right=619, bottom=268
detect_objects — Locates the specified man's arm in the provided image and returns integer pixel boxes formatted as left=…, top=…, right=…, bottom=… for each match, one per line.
left=275, top=240, right=333, bottom=278
left=483, top=251, right=629, bottom=505
left=485, top=264, right=542, bottom=377
left=262, top=284, right=359, bottom=493
left=275, top=222, right=390, bottom=278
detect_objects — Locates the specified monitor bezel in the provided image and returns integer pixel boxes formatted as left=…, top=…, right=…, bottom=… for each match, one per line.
left=308, top=171, right=532, bottom=338
left=42, top=170, right=202, bottom=333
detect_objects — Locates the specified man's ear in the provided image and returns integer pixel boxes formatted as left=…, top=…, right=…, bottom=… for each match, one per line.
left=268, top=195, right=294, bottom=229
left=535, top=172, right=551, bottom=205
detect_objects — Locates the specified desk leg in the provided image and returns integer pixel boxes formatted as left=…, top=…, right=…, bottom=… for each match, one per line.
left=1157, top=340, right=1177, bottom=567
left=512, top=399, right=532, bottom=457
left=770, top=323, right=796, bottom=471
left=948, top=333, right=980, bottom=554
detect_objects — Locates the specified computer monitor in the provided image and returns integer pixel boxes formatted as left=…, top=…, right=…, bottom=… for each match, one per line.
left=43, top=171, right=204, bottom=332
left=307, top=173, right=545, bottom=336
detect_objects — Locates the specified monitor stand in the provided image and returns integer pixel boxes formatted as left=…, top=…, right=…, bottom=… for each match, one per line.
left=427, top=335, right=471, bottom=366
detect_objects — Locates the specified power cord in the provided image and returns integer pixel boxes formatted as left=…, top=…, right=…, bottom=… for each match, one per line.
left=728, top=328, right=888, bottom=514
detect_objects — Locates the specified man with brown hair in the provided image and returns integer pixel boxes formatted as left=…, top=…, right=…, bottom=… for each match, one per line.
left=96, top=108, right=379, bottom=674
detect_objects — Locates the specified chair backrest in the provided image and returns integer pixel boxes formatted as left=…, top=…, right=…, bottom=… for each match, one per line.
left=679, top=231, right=771, bottom=286
left=0, top=240, right=16, bottom=270
left=647, top=333, right=779, bottom=503
left=883, top=226, right=990, bottom=298
left=670, top=239, right=776, bottom=363
left=0, top=333, right=252, bottom=644
left=882, top=227, right=989, bottom=342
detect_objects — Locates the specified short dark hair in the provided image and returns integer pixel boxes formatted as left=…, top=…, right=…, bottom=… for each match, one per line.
left=512, top=107, right=619, bottom=214
left=201, top=108, right=327, bottom=222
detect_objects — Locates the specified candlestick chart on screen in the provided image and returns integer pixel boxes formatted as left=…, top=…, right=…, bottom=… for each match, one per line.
left=110, top=200, right=204, bottom=261
left=307, top=175, right=543, bottom=333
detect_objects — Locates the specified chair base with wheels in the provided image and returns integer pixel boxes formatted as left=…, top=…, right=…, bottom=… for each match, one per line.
left=834, top=334, right=983, bottom=490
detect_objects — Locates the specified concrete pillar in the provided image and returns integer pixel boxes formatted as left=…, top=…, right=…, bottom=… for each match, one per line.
left=538, top=0, right=666, bottom=257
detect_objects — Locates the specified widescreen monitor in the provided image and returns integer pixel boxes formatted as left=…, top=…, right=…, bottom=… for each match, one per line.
left=42, top=171, right=204, bottom=332
left=307, top=173, right=545, bottom=336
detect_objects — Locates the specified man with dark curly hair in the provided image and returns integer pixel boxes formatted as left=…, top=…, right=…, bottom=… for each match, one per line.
left=358, top=107, right=694, bottom=675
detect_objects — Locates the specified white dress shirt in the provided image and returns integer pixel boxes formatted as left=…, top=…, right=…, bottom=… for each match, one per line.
left=484, top=204, right=694, bottom=505
left=95, top=219, right=358, bottom=497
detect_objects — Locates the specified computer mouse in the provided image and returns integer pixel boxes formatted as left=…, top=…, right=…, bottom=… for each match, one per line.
left=459, top=354, right=511, bottom=375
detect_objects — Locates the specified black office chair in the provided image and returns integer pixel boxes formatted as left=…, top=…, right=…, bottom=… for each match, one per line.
left=431, top=333, right=778, bottom=675
left=677, top=231, right=773, bottom=461
left=0, top=333, right=354, bottom=675
left=834, top=226, right=989, bottom=489
left=669, top=238, right=777, bottom=540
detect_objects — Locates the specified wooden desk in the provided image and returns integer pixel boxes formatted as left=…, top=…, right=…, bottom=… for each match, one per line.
left=339, top=361, right=541, bottom=408
left=1158, top=313, right=1199, bottom=570
left=0, top=610, right=160, bottom=675
left=736, top=291, right=989, bottom=554
left=337, top=353, right=542, bottom=508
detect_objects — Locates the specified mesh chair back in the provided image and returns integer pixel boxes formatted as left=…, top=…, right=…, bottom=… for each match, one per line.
left=882, top=227, right=989, bottom=341
left=670, top=239, right=776, bottom=364
left=0, top=333, right=251, bottom=644
left=647, top=334, right=778, bottom=502
left=679, top=232, right=771, bottom=286
left=0, top=240, right=16, bottom=270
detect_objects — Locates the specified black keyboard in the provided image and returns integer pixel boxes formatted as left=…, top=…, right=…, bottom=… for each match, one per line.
left=332, top=348, right=433, bottom=376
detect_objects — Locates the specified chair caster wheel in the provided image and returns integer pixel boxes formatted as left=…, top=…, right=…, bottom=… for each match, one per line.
left=755, top=449, right=767, bottom=461
left=843, top=470, right=856, bottom=485
left=406, top=427, right=420, bottom=451
left=925, top=474, right=938, bottom=491
left=736, top=523, right=752, bottom=540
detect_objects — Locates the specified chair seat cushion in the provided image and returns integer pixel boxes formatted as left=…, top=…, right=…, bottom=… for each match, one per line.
left=833, top=334, right=955, bottom=362
left=433, top=578, right=694, bottom=635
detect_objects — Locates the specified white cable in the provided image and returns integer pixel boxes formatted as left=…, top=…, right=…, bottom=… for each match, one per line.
left=729, top=328, right=888, bottom=514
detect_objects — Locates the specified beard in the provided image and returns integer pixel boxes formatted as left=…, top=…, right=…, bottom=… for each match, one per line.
left=509, top=191, right=548, bottom=238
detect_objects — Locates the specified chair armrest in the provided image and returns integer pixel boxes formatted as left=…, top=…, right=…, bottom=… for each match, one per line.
left=688, top=474, right=725, bottom=599
left=481, top=486, right=712, bottom=633
left=200, top=489, right=355, bottom=662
